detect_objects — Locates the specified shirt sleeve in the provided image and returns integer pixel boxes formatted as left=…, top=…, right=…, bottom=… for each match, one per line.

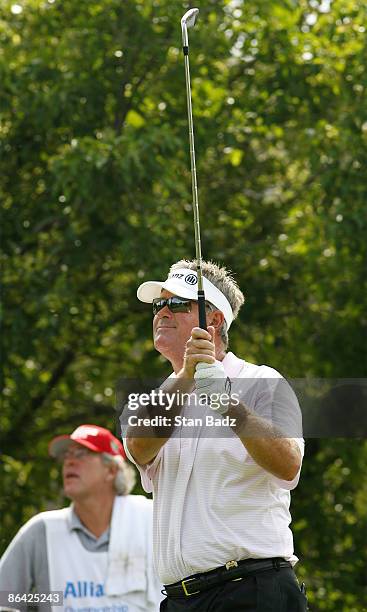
left=253, top=373, right=303, bottom=437
left=122, top=438, right=163, bottom=494
left=271, top=438, right=305, bottom=490
left=0, top=515, right=50, bottom=598
left=253, top=372, right=304, bottom=490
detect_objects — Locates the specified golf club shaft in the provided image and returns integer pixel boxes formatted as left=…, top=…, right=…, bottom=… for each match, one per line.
left=182, top=18, right=206, bottom=330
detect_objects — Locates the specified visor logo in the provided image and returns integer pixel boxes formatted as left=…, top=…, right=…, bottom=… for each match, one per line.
left=185, top=274, right=197, bottom=285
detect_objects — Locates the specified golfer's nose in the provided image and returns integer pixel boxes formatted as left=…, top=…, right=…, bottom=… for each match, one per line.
left=156, top=305, right=173, bottom=319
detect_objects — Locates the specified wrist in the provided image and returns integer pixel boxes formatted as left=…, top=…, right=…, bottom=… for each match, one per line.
left=228, top=402, right=249, bottom=433
left=177, top=367, right=194, bottom=380
left=209, top=399, right=228, bottom=415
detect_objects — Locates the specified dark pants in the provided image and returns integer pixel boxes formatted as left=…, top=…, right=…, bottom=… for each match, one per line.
left=160, top=567, right=308, bottom=611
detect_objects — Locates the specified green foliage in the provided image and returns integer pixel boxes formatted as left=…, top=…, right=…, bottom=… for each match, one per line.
left=1, top=0, right=366, bottom=609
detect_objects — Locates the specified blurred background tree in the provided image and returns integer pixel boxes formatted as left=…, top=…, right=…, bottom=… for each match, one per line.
left=1, top=0, right=366, bottom=609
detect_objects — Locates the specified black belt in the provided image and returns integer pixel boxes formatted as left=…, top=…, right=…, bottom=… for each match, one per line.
left=163, top=557, right=291, bottom=598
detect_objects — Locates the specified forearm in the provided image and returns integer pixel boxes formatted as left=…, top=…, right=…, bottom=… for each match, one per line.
left=241, top=435, right=302, bottom=481
left=229, top=402, right=302, bottom=481
left=125, top=376, right=194, bottom=465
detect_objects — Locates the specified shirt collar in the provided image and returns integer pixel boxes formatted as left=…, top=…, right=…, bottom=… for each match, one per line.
left=68, top=504, right=110, bottom=544
left=221, top=352, right=246, bottom=377
left=68, top=504, right=83, bottom=532
left=169, top=352, right=246, bottom=379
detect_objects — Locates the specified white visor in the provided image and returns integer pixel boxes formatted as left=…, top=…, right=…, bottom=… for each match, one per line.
left=137, top=268, right=234, bottom=328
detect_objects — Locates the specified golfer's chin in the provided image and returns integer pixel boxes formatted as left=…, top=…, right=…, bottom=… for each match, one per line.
left=154, top=329, right=176, bottom=353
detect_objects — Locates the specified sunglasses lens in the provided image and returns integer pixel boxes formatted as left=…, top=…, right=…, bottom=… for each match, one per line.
left=152, top=299, right=165, bottom=315
left=170, top=298, right=192, bottom=313
left=152, top=297, right=192, bottom=315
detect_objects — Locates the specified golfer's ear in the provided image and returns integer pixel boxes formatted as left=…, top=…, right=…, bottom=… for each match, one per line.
left=208, top=310, right=224, bottom=331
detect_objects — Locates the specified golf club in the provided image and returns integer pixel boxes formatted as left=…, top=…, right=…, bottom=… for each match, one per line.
left=181, top=8, right=207, bottom=330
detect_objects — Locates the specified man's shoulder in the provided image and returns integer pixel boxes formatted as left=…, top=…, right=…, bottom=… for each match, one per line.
left=122, top=494, right=153, bottom=512
left=229, top=352, right=283, bottom=379
left=18, top=507, right=70, bottom=534
left=248, top=363, right=283, bottom=379
left=30, top=507, right=70, bottom=522
left=1, top=511, right=48, bottom=553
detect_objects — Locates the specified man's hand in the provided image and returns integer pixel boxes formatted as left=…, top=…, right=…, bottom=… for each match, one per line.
left=195, top=361, right=230, bottom=415
left=178, top=326, right=216, bottom=378
left=194, top=361, right=227, bottom=392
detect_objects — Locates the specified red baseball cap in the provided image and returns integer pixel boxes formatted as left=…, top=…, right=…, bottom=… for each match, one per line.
left=49, top=424, right=126, bottom=459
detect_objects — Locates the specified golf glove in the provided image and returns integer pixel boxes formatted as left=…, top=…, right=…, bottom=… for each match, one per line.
left=194, top=361, right=232, bottom=415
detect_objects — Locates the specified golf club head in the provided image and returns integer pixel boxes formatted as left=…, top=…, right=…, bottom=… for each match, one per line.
left=181, top=8, right=199, bottom=28
left=181, top=8, right=199, bottom=47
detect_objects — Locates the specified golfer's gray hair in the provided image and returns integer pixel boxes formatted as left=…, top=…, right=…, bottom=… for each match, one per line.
left=101, top=453, right=136, bottom=495
left=170, top=259, right=245, bottom=349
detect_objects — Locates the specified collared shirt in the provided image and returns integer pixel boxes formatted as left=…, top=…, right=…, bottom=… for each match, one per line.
left=0, top=499, right=162, bottom=612
left=0, top=505, right=110, bottom=598
left=68, top=504, right=110, bottom=550
left=123, top=352, right=304, bottom=585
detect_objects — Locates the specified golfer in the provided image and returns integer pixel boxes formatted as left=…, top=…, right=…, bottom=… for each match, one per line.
left=123, top=260, right=308, bottom=611
left=0, top=424, right=162, bottom=612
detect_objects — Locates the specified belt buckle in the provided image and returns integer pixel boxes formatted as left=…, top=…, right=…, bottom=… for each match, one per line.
left=225, top=560, right=243, bottom=582
left=225, top=560, right=238, bottom=570
left=181, top=577, right=200, bottom=597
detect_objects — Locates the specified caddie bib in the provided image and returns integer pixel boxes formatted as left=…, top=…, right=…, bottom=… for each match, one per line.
left=45, top=505, right=148, bottom=612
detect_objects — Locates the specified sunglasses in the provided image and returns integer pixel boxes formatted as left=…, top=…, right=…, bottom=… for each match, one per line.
left=152, top=297, right=216, bottom=317
left=152, top=296, right=192, bottom=316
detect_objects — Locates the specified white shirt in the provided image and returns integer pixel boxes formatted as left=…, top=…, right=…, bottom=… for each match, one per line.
left=123, top=352, right=304, bottom=585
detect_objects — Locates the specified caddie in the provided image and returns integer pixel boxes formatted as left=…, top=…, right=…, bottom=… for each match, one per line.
left=122, top=259, right=308, bottom=611
left=0, top=424, right=162, bottom=612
